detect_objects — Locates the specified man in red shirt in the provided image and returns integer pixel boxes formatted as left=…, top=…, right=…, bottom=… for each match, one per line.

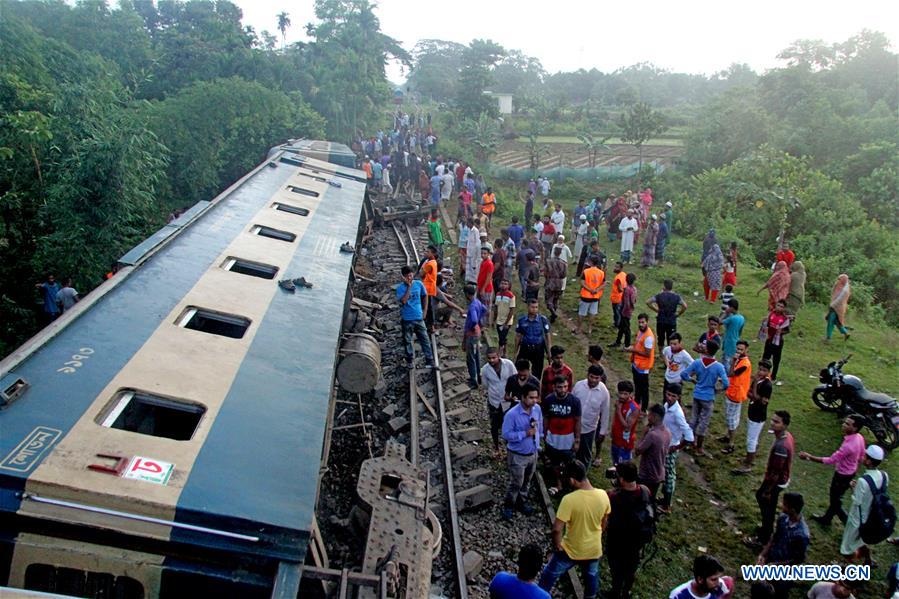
left=745, top=410, right=794, bottom=548
left=476, top=245, right=495, bottom=321
left=775, top=241, right=795, bottom=268
left=541, top=345, right=574, bottom=400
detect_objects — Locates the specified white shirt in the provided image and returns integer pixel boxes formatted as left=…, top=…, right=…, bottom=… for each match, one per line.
left=533, top=221, right=544, bottom=235
left=550, top=210, right=565, bottom=231
left=436, top=164, right=445, bottom=176
left=619, top=216, right=639, bottom=251
left=441, top=173, right=454, bottom=199
left=572, top=379, right=610, bottom=435
left=662, top=346, right=695, bottom=384
left=540, top=179, right=550, bottom=195
left=664, top=401, right=694, bottom=447
left=807, top=582, right=856, bottom=599
left=466, top=225, right=481, bottom=282
left=552, top=243, right=573, bottom=264
left=481, top=359, right=518, bottom=409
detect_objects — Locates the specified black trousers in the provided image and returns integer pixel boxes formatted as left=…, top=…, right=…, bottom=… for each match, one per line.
left=615, top=315, right=632, bottom=346
left=488, top=403, right=503, bottom=449
left=517, top=342, right=546, bottom=378
left=763, top=340, right=784, bottom=380
left=756, top=481, right=783, bottom=544
left=656, top=321, right=676, bottom=347
left=607, top=541, right=641, bottom=599
left=821, top=471, right=853, bottom=524
left=633, top=368, right=650, bottom=412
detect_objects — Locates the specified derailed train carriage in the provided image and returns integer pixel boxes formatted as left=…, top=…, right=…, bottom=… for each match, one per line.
left=0, top=144, right=373, bottom=597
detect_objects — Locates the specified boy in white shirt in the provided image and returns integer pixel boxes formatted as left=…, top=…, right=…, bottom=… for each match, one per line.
left=662, top=332, right=694, bottom=395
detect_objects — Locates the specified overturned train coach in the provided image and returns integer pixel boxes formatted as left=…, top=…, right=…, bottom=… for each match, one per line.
left=0, top=144, right=369, bottom=598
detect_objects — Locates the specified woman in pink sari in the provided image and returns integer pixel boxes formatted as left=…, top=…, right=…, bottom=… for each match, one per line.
left=758, top=260, right=791, bottom=311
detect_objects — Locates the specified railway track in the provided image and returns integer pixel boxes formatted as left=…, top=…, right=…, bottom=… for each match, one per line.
left=391, top=220, right=469, bottom=599
left=319, top=192, right=582, bottom=598
left=391, top=214, right=583, bottom=598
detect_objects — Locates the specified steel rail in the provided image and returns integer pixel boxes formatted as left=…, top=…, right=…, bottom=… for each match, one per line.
left=429, top=330, right=468, bottom=599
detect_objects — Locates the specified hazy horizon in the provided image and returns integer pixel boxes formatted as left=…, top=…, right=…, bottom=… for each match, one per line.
left=233, top=0, right=898, bottom=82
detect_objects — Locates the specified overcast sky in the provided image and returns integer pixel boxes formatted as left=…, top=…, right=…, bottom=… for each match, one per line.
left=234, top=0, right=898, bottom=82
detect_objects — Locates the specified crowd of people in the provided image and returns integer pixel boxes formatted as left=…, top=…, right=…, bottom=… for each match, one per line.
left=360, top=114, right=891, bottom=599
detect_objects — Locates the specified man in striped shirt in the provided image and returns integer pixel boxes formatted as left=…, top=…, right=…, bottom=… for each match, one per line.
left=542, top=377, right=582, bottom=495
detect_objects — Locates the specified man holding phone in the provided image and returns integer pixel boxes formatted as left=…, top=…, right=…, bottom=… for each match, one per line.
left=501, top=385, right=543, bottom=520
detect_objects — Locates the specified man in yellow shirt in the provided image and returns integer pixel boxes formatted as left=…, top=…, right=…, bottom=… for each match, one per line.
left=538, top=461, right=610, bottom=598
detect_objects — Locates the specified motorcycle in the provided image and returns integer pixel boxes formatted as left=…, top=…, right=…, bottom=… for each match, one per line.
left=813, top=354, right=899, bottom=450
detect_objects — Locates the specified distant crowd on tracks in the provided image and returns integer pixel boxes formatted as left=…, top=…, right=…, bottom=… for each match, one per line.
left=356, top=110, right=895, bottom=599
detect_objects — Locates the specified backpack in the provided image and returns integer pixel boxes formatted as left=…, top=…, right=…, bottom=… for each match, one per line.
left=633, top=485, right=657, bottom=546
left=859, top=473, right=896, bottom=545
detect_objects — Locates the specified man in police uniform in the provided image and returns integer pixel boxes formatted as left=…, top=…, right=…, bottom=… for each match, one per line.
left=515, top=299, right=552, bottom=376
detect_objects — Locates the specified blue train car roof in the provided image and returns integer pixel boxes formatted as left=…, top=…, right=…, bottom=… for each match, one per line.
left=0, top=152, right=367, bottom=563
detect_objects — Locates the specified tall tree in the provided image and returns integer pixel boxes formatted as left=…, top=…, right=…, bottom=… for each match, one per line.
left=407, top=39, right=466, bottom=102
left=305, top=0, right=410, bottom=140
left=617, top=102, right=667, bottom=180
left=456, top=39, right=505, bottom=119
left=276, top=11, right=291, bottom=49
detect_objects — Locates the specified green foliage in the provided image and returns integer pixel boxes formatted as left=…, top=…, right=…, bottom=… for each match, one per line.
left=682, top=87, right=773, bottom=172
left=457, top=113, right=501, bottom=164
left=456, top=39, right=505, bottom=119
left=617, top=102, right=668, bottom=148
left=142, top=78, right=325, bottom=211
left=305, top=0, right=411, bottom=140
left=669, top=147, right=899, bottom=324
left=407, top=39, right=466, bottom=101
left=0, top=3, right=339, bottom=354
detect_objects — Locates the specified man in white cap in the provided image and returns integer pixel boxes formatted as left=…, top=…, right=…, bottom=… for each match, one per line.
left=550, top=202, right=565, bottom=233
left=618, top=209, right=639, bottom=264
left=841, top=444, right=888, bottom=566
left=664, top=201, right=673, bottom=233
left=552, top=234, right=572, bottom=292
left=574, top=214, right=589, bottom=264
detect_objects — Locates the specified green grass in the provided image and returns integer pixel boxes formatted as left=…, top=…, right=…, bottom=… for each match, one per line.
left=443, top=191, right=898, bottom=598
left=514, top=135, right=684, bottom=146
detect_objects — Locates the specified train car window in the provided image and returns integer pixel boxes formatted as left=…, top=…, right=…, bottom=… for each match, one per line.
left=222, top=257, right=279, bottom=279
left=272, top=202, right=310, bottom=217
left=297, top=171, right=327, bottom=183
left=278, top=156, right=303, bottom=167
left=250, top=225, right=296, bottom=242
left=25, top=564, right=145, bottom=599
left=286, top=185, right=320, bottom=198
left=176, top=307, right=251, bottom=339
left=100, top=390, right=205, bottom=441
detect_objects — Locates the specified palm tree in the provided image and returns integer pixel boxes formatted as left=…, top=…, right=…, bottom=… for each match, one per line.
left=276, top=12, right=291, bottom=50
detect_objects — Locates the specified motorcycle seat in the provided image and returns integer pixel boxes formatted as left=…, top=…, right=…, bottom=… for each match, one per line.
left=858, top=388, right=896, bottom=406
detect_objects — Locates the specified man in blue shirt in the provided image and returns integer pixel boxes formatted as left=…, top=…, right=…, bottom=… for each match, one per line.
left=35, top=273, right=61, bottom=324
left=396, top=265, right=434, bottom=369
left=464, top=285, right=488, bottom=388
left=507, top=216, right=525, bottom=248
left=680, top=339, right=729, bottom=456
left=501, top=384, right=543, bottom=520
left=515, top=299, right=552, bottom=376
left=720, top=299, right=746, bottom=374
left=429, top=172, right=442, bottom=208
left=488, top=543, right=549, bottom=598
